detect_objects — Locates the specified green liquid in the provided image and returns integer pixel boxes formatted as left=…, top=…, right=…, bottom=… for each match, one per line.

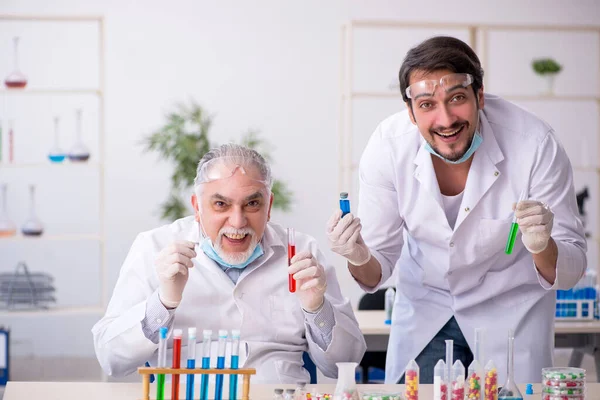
left=505, top=222, right=519, bottom=254
left=157, top=374, right=165, bottom=400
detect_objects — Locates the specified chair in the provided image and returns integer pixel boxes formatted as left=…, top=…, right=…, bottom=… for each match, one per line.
left=357, top=289, right=388, bottom=383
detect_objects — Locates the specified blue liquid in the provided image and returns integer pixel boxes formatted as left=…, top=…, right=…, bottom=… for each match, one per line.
left=186, top=359, right=195, bottom=400
left=229, top=355, right=239, bottom=400
left=200, top=357, right=210, bottom=400
left=48, top=154, right=66, bottom=163
left=340, top=199, right=350, bottom=217
left=499, top=397, right=523, bottom=400
left=215, top=356, right=225, bottom=400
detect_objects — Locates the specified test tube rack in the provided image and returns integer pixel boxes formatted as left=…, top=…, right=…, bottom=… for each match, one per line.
left=137, top=366, right=256, bottom=400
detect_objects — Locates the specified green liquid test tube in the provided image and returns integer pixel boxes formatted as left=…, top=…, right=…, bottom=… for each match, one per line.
left=156, top=374, right=165, bottom=400
left=505, top=222, right=519, bottom=254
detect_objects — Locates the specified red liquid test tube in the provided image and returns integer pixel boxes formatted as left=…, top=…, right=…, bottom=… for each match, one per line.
left=171, top=329, right=182, bottom=400
left=288, top=227, right=296, bottom=293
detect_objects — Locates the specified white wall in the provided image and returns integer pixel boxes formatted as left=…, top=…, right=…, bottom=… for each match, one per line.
left=1, top=0, right=599, bottom=362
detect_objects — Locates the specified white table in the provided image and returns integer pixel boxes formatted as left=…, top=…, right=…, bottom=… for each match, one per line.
left=355, top=310, right=600, bottom=379
left=5, top=382, right=598, bottom=400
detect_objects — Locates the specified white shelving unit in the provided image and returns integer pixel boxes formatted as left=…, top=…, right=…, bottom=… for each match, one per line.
left=0, top=15, right=106, bottom=320
left=339, top=21, right=600, bottom=272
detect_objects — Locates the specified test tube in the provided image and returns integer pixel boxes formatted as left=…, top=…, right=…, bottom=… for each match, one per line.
left=186, top=328, right=197, bottom=400
left=229, top=329, right=241, bottom=400
left=157, top=327, right=168, bottom=400
left=339, top=192, right=350, bottom=217
left=8, top=120, right=13, bottom=163
left=484, top=360, right=498, bottom=400
left=200, top=329, right=212, bottom=400
left=172, top=329, right=183, bottom=400
left=404, top=359, right=419, bottom=400
left=451, top=360, right=465, bottom=400
left=505, top=190, right=526, bottom=254
left=433, top=359, right=447, bottom=400
left=445, top=339, right=454, bottom=393
left=215, top=329, right=228, bottom=400
left=288, top=228, right=296, bottom=293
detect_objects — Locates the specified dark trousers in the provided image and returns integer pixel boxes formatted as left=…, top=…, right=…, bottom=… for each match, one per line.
left=398, top=316, right=473, bottom=384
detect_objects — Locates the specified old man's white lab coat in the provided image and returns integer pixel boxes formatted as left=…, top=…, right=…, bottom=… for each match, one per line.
left=92, top=217, right=366, bottom=383
left=357, top=94, right=586, bottom=383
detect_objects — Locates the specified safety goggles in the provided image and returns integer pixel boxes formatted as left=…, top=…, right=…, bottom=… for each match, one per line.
left=196, top=156, right=271, bottom=187
left=405, top=73, right=474, bottom=100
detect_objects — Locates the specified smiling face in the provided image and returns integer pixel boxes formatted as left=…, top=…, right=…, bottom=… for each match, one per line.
left=407, top=69, right=484, bottom=162
left=191, top=164, right=273, bottom=265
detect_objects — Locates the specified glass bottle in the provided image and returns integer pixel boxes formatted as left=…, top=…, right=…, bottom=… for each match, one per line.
left=4, top=36, right=28, bottom=89
left=68, top=109, right=90, bottom=162
left=334, top=362, right=360, bottom=400
left=498, top=329, right=523, bottom=400
left=0, top=183, right=17, bottom=237
left=285, top=389, right=296, bottom=400
left=48, top=117, right=66, bottom=163
left=273, top=388, right=284, bottom=400
left=294, top=382, right=307, bottom=400
left=21, top=184, right=44, bottom=236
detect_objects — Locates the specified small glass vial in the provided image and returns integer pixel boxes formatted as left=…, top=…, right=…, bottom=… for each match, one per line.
left=404, top=359, right=419, bottom=400
left=285, top=389, right=296, bottom=400
left=68, top=109, right=90, bottom=162
left=21, top=184, right=44, bottom=236
left=274, top=388, right=285, bottom=400
left=0, top=184, right=17, bottom=237
left=339, top=192, right=350, bottom=217
left=295, top=382, right=307, bottom=400
left=48, top=116, right=66, bottom=163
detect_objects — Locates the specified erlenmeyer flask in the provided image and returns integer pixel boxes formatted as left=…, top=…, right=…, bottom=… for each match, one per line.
left=21, top=184, right=44, bottom=236
left=48, top=117, right=66, bottom=163
left=68, top=109, right=90, bottom=162
left=333, top=362, right=359, bottom=400
left=498, top=329, right=523, bottom=400
left=0, top=183, right=17, bottom=237
left=4, top=37, right=28, bottom=89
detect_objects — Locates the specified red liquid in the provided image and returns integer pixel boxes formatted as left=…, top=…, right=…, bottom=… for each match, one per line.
left=288, top=244, right=296, bottom=293
left=172, top=336, right=181, bottom=400
left=5, top=80, right=27, bottom=89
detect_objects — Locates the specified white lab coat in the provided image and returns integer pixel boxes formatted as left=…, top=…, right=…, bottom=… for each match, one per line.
left=357, top=94, right=586, bottom=384
left=92, top=217, right=366, bottom=383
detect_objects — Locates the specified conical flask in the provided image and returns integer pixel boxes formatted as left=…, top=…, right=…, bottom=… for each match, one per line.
left=21, top=184, right=44, bottom=236
left=0, top=183, right=17, bottom=237
left=498, top=330, right=523, bottom=400
left=333, top=362, right=359, bottom=400
left=48, top=116, right=66, bottom=163
left=4, top=36, right=28, bottom=89
left=68, top=109, right=90, bottom=162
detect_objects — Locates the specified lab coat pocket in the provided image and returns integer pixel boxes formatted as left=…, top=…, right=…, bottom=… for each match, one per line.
left=269, top=295, right=304, bottom=342
left=477, top=217, right=513, bottom=259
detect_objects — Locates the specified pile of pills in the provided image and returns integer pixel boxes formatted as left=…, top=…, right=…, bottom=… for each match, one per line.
left=467, top=372, right=482, bottom=400
left=541, top=367, right=585, bottom=400
left=484, top=366, right=498, bottom=400
left=405, top=368, right=419, bottom=400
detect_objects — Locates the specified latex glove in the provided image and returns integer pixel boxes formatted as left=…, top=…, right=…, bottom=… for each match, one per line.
left=515, top=200, right=554, bottom=254
left=288, top=251, right=327, bottom=312
left=155, top=240, right=197, bottom=308
left=326, top=209, right=371, bottom=266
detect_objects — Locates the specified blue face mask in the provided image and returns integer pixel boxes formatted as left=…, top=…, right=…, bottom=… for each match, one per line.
left=200, top=238, right=264, bottom=269
left=424, top=131, right=483, bottom=164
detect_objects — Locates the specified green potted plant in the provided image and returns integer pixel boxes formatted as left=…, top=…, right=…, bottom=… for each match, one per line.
left=531, top=58, right=562, bottom=95
left=143, top=100, right=292, bottom=221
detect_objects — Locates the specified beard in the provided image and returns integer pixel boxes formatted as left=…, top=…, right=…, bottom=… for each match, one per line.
left=213, top=227, right=259, bottom=265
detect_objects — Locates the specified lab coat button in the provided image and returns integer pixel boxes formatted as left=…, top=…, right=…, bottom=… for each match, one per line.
left=449, top=242, right=455, bottom=247
left=319, top=322, right=325, bottom=327
left=464, top=207, right=470, bottom=212
left=448, top=271, right=453, bottom=276
left=156, top=318, right=162, bottom=323
left=494, top=171, right=499, bottom=176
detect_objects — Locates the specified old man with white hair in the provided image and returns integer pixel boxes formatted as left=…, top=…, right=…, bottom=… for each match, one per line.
left=92, top=143, right=366, bottom=383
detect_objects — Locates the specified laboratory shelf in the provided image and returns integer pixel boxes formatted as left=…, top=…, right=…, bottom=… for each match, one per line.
left=0, top=162, right=101, bottom=169
left=0, top=233, right=102, bottom=241
left=0, top=88, right=102, bottom=96
left=0, top=305, right=104, bottom=317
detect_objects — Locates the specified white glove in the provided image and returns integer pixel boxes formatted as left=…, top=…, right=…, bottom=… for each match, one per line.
left=515, top=200, right=554, bottom=254
left=326, top=209, right=371, bottom=266
left=288, top=251, right=327, bottom=312
left=155, top=240, right=197, bottom=308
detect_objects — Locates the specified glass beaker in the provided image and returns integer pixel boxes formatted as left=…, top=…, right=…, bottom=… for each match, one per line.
left=334, top=362, right=359, bottom=400
left=4, top=36, right=28, bottom=89
left=48, top=117, right=66, bottom=163
left=68, top=109, right=90, bottom=162
left=498, top=330, right=523, bottom=400
left=0, top=183, right=17, bottom=237
left=21, top=184, right=44, bottom=236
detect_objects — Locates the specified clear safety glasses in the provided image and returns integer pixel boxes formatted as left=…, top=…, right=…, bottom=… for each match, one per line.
left=405, top=73, right=474, bottom=100
left=196, top=156, right=270, bottom=187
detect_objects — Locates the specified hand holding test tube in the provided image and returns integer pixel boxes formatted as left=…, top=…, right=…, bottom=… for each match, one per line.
left=288, top=250, right=328, bottom=312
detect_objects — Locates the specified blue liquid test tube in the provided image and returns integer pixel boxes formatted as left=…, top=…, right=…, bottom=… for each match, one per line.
left=340, top=192, right=350, bottom=217
left=200, top=329, right=212, bottom=400
left=229, top=329, right=241, bottom=400
left=157, top=327, right=168, bottom=400
left=215, top=330, right=228, bottom=400
left=186, top=327, right=197, bottom=400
